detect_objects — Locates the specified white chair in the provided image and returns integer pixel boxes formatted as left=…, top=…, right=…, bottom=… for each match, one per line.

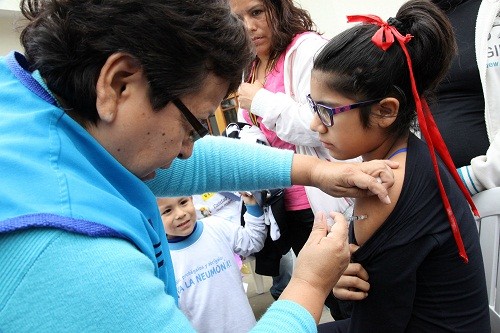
left=474, top=187, right=500, bottom=332
left=243, top=255, right=266, bottom=294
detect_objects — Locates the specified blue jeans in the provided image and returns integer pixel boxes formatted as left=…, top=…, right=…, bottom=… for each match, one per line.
left=269, top=249, right=294, bottom=299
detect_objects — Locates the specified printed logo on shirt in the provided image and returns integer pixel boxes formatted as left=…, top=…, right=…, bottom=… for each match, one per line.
left=175, top=256, right=233, bottom=297
left=487, top=15, right=500, bottom=67
left=201, top=193, right=215, bottom=201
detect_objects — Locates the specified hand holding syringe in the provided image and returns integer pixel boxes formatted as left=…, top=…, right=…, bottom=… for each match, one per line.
left=327, top=214, right=367, bottom=229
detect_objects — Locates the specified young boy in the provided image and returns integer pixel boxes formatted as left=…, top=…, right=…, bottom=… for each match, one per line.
left=157, top=193, right=266, bottom=333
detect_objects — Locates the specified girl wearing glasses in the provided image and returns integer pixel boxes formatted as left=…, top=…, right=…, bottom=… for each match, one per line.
left=309, top=0, right=489, bottom=331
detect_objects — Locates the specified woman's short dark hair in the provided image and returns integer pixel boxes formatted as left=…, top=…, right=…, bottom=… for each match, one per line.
left=312, top=0, right=456, bottom=138
left=19, top=0, right=254, bottom=125
left=262, top=0, right=318, bottom=70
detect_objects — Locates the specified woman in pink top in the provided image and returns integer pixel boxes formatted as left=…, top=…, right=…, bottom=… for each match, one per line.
left=230, top=0, right=352, bottom=320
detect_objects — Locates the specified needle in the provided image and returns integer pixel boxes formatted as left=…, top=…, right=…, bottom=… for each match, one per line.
left=347, top=214, right=368, bottom=222
left=326, top=214, right=368, bottom=229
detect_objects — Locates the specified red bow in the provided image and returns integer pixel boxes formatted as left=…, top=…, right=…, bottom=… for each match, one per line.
left=347, top=14, right=479, bottom=263
left=348, top=15, right=412, bottom=50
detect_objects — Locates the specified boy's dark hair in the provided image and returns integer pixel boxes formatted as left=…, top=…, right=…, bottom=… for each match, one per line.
left=19, top=0, right=254, bottom=126
left=312, top=0, right=456, bottom=138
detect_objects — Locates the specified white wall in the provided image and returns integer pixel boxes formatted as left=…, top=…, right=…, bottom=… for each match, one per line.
left=0, top=12, right=22, bottom=54
left=0, top=0, right=408, bottom=55
left=0, top=0, right=23, bottom=54
left=296, top=0, right=407, bottom=38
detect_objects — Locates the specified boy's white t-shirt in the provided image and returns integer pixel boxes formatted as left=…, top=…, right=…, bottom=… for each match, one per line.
left=169, top=211, right=266, bottom=333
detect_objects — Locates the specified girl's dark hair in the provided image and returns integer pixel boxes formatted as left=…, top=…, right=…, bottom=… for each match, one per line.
left=312, top=0, right=456, bottom=138
left=19, top=0, right=254, bottom=126
left=263, top=0, right=318, bottom=71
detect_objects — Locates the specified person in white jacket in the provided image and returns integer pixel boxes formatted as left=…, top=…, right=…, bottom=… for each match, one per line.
left=230, top=0, right=353, bottom=244
left=230, top=0, right=354, bottom=320
left=431, top=0, right=500, bottom=195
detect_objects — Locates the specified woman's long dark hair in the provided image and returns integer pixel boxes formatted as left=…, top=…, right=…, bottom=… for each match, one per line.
left=262, top=0, right=318, bottom=71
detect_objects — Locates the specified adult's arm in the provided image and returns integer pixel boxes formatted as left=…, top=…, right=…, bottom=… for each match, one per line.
left=458, top=131, right=500, bottom=194
left=146, top=136, right=397, bottom=204
left=146, top=135, right=293, bottom=196
left=464, top=0, right=500, bottom=195
left=255, top=211, right=350, bottom=326
left=0, top=214, right=348, bottom=332
left=242, top=34, right=327, bottom=147
left=0, top=229, right=196, bottom=332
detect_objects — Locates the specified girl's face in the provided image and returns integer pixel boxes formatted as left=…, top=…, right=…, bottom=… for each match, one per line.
left=230, top=0, right=272, bottom=59
left=309, top=70, right=390, bottom=161
left=157, top=196, right=197, bottom=238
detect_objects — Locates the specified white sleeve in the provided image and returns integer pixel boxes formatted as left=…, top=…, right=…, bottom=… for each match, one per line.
left=458, top=131, right=500, bottom=194
left=249, top=35, right=327, bottom=147
left=211, top=211, right=267, bottom=258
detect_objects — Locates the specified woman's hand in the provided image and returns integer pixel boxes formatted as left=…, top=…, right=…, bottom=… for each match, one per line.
left=333, top=244, right=370, bottom=301
left=291, top=155, right=399, bottom=204
left=279, top=212, right=350, bottom=322
left=236, top=81, right=264, bottom=110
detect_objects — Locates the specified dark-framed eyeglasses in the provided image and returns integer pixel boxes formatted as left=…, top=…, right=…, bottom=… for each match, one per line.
left=172, top=98, right=209, bottom=142
left=306, top=94, right=383, bottom=127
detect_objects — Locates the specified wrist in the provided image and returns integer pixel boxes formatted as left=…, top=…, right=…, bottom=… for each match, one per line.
left=279, top=276, right=328, bottom=323
left=245, top=204, right=263, bottom=217
left=290, top=154, right=316, bottom=187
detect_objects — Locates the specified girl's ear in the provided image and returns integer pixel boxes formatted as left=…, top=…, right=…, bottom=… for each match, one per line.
left=372, top=97, right=399, bottom=128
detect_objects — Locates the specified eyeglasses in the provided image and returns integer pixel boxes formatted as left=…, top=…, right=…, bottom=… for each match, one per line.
left=306, top=94, right=382, bottom=127
left=172, top=98, right=209, bottom=142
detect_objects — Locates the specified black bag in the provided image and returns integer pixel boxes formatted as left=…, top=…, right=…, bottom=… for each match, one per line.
left=251, top=188, right=282, bottom=208
left=241, top=187, right=291, bottom=276
left=252, top=188, right=290, bottom=255
left=223, top=123, right=291, bottom=275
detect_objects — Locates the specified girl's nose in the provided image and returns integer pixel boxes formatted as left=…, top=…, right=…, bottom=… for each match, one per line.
left=310, top=113, right=327, bottom=134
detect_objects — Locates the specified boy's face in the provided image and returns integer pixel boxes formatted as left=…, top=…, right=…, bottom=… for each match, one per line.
left=157, top=197, right=197, bottom=238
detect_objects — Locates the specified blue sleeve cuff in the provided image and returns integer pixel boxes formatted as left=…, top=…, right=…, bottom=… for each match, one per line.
left=457, top=165, right=479, bottom=195
left=251, top=300, right=316, bottom=333
left=245, top=204, right=263, bottom=217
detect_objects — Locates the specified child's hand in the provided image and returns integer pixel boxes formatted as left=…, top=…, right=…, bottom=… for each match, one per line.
left=240, top=192, right=257, bottom=205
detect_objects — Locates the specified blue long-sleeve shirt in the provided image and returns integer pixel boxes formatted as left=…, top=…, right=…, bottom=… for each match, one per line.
left=0, top=52, right=315, bottom=332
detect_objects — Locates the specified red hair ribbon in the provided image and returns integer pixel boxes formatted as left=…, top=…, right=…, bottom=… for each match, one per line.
left=347, top=14, right=479, bottom=263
